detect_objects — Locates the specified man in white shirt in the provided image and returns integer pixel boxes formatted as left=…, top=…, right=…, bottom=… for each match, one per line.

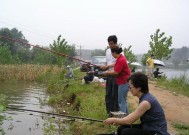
left=101, top=35, right=119, bottom=116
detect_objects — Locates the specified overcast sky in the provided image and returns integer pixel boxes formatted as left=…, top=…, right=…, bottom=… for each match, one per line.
left=1, top=0, right=189, bottom=54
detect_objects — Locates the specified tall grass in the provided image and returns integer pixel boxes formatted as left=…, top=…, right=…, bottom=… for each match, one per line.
left=0, top=64, right=61, bottom=81
left=156, top=74, right=189, bottom=97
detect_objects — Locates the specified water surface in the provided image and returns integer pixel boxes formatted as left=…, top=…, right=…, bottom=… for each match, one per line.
left=1, top=81, right=53, bottom=135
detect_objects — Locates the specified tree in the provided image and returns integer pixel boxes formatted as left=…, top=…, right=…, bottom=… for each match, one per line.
left=49, top=35, right=75, bottom=67
left=0, top=28, right=31, bottom=63
left=0, top=45, right=14, bottom=64
left=141, top=29, right=173, bottom=65
left=0, top=28, right=30, bottom=55
left=31, top=47, right=56, bottom=64
left=123, top=45, right=137, bottom=63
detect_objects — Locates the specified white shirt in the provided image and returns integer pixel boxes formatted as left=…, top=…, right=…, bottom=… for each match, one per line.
left=106, top=48, right=116, bottom=66
left=105, top=48, right=125, bottom=65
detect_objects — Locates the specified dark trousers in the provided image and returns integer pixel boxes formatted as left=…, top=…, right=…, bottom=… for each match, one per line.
left=84, top=75, right=94, bottom=84
left=105, top=75, right=118, bottom=114
left=117, top=124, right=158, bottom=135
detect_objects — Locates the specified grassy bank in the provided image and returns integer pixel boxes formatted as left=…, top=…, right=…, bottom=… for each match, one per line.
left=156, top=74, right=189, bottom=97
left=46, top=69, right=117, bottom=134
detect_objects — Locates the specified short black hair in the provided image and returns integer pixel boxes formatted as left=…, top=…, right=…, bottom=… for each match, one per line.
left=151, top=54, right=154, bottom=57
left=107, top=35, right=117, bottom=44
left=127, top=72, right=149, bottom=93
left=111, top=46, right=123, bottom=54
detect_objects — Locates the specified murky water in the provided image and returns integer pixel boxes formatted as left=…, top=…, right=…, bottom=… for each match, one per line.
left=160, top=69, right=189, bottom=79
left=137, top=68, right=189, bottom=80
left=0, top=81, right=55, bottom=135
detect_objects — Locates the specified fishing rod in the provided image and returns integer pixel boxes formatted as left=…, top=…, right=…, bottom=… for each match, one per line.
left=0, top=35, right=99, bottom=67
left=6, top=106, right=103, bottom=123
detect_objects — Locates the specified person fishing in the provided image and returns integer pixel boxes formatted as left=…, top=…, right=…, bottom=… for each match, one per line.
left=101, top=35, right=119, bottom=117
left=65, top=65, right=74, bottom=78
left=153, top=68, right=163, bottom=78
left=102, top=45, right=131, bottom=114
left=104, top=72, right=170, bottom=135
left=83, top=70, right=95, bottom=84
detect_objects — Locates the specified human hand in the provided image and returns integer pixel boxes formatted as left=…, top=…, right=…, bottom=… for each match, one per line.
left=103, top=118, right=116, bottom=125
left=101, top=65, right=108, bottom=70
left=102, top=71, right=109, bottom=76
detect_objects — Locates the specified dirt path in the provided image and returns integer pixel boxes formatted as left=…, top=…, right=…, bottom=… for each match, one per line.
left=128, top=81, right=189, bottom=134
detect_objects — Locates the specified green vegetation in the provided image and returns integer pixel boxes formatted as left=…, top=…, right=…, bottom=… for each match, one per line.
left=124, top=45, right=137, bottom=63
left=0, top=94, right=8, bottom=135
left=173, top=122, right=189, bottom=135
left=141, top=29, right=173, bottom=65
left=45, top=69, right=117, bottom=134
left=0, top=27, right=76, bottom=65
left=156, top=74, right=189, bottom=97
left=49, top=35, right=76, bottom=67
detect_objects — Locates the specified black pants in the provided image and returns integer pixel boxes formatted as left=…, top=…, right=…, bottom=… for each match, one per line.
left=84, top=75, right=94, bottom=84
left=105, top=75, right=118, bottom=114
left=117, top=124, right=158, bottom=135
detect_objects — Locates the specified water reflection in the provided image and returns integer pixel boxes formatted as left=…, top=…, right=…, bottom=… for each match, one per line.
left=0, top=81, right=53, bottom=135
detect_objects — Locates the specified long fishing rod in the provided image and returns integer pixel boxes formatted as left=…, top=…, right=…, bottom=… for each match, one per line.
left=0, top=35, right=99, bottom=67
left=6, top=106, right=103, bottom=123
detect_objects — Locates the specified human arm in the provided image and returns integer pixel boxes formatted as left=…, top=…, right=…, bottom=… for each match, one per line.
left=102, top=70, right=119, bottom=76
left=101, top=63, right=115, bottom=70
left=104, top=101, right=151, bottom=125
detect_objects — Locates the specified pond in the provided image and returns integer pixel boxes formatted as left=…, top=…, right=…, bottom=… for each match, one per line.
left=137, top=68, right=189, bottom=80
left=160, top=68, right=189, bottom=80
left=0, top=81, right=62, bottom=135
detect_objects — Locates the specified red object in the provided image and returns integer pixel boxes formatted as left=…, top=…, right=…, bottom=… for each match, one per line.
left=114, top=54, right=131, bottom=85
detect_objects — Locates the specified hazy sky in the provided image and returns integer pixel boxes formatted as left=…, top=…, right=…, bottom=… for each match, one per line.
left=1, top=0, right=189, bottom=54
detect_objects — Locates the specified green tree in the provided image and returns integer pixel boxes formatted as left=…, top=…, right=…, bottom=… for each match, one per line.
left=31, top=47, right=56, bottom=64
left=141, top=29, right=173, bottom=65
left=50, top=35, right=75, bottom=67
left=123, top=45, right=137, bottom=63
left=0, top=28, right=30, bottom=55
left=0, top=28, right=31, bottom=63
left=65, top=44, right=77, bottom=65
left=0, top=45, right=14, bottom=64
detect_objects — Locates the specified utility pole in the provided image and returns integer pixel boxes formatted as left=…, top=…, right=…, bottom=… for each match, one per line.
left=77, top=45, right=83, bottom=60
